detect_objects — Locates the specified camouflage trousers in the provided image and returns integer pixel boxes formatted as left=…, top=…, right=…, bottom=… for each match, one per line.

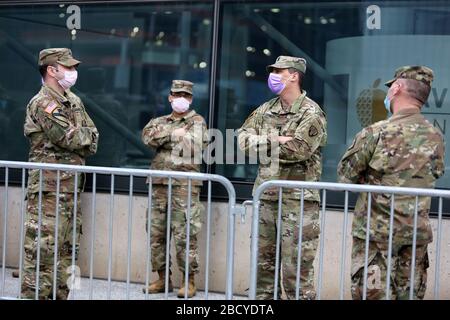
left=21, top=192, right=82, bottom=300
left=257, top=199, right=320, bottom=300
left=148, top=185, right=203, bottom=275
left=351, top=237, right=429, bottom=300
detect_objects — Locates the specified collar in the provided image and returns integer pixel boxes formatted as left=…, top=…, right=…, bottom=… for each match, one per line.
left=391, top=107, right=421, bottom=119
left=41, top=84, right=70, bottom=104
left=270, top=90, right=307, bottom=114
left=168, top=109, right=196, bottom=121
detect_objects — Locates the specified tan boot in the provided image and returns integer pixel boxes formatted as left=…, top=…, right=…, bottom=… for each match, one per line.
left=142, top=270, right=173, bottom=294
left=12, top=270, right=19, bottom=278
left=177, top=274, right=197, bottom=298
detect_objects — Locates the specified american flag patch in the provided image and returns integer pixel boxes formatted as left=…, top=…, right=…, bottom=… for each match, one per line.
left=44, top=102, right=57, bottom=114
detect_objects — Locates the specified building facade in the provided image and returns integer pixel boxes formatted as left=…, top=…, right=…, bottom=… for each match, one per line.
left=1, top=0, right=449, bottom=203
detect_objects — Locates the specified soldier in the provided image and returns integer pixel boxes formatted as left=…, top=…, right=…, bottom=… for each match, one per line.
left=238, top=56, right=327, bottom=299
left=337, top=66, right=445, bottom=300
left=22, top=48, right=99, bottom=299
left=141, top=80, right=208, bottom=298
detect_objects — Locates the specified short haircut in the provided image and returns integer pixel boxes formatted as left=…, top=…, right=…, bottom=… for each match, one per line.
left=39, top=63, right=57, bottom=79
left=400, top=78, right=431, bottom=104
left=39, top=64, right=48, bottom=78
left=288, top=67, right=304, bottom=89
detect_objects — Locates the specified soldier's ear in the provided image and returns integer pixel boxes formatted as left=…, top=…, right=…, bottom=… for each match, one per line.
left=290, top=71, right=299, bottom=82
left=392, top=81, right=402, bottom=96
left=168, top=95, right=173, bottom=103
left=47, top=65, right=57, bottom=77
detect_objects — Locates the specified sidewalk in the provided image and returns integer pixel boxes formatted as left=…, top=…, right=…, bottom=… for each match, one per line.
left=0, top=268, right=246, bottom=300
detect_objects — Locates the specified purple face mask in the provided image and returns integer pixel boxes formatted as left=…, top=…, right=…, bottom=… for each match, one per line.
left=267, top=73, right=287, bottom=95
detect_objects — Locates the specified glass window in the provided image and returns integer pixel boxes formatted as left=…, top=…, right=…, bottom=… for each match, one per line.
left=214, top=0, right=450, bottom=189
left=2, top=0, right=450, bottom=200
left=0, top=2, right=213, bottom=169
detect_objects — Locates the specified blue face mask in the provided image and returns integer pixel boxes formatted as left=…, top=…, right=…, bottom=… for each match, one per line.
left=384, top=95, right=392, bottom=117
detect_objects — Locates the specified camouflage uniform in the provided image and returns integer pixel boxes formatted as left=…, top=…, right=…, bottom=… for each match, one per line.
left=238, top=56, right=327, bottom=300
left=338, top=66, right=445, bottom=300
left=142, top=80, right=208, bottom=276
left=22, top=48, right=99, bottom=299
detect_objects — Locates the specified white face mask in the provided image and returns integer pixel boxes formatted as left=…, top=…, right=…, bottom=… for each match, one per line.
left=53, top=68, right=78, bottom=90
left=171, top=97, right=190, bottom=113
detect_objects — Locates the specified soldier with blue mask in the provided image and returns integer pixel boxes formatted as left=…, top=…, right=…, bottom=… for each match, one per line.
left=338, top=66, right=445, bottom=300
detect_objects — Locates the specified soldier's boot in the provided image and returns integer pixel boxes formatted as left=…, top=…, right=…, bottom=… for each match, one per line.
left=12, top=270, right=19, bottom=278
left=142, top=270, right=173, bottom=294
left=177, top=274, right=197, bottom=298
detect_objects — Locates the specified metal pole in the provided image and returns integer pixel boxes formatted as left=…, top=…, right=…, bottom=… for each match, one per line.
left=1, top=167, right=8, bottom=297
left=205, top=0, right=221, bottom=173
left=71, top=172, right=78, bottom=300
left=339, top=190, right=349, bottom=300
left=184, top=180, right=192, bottom=299
left=144, top=178, right=152, bottom=300
left=434, top=197, right=443, bottom=299
left=273, top=188, right=283, bottom=300
left=317, top=189, right=327, bottom=300
left=249, top=198, right=260, bottom=299
left=409, top=196, right=419, bottom=300
left=107, top=174, right=115, bottom=300
left=225, top=190, right=236, bottom=300
left=126, top=175, right=134, bottom=300
left=52, top=171, right=60, bottom=300
left=362, top=193, right=372, bottom=300
left=205, top=180, right=212, bottom=300
left=89, top=173, right=97, bottom=300
left=165, top=178, right=172, bottom=299
left=18, top=168, right=26, bottom=299
left=295, top=189, right=305, bottom=300
left=386, top=194, right=395, bottom=300
left=35, top=169, right=43, bottom=300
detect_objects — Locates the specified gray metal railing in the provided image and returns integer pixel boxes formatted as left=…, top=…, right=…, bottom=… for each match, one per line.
left=0, top=160, right=237, bottom=300
left=249, top=180, right=450, bottom=300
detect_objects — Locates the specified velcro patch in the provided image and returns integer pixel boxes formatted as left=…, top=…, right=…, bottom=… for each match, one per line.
left=309, top=125, right=318, bottom=137
left=44, top=102, right=58, bottom=114
left=51, top=109, right=70, bottom=127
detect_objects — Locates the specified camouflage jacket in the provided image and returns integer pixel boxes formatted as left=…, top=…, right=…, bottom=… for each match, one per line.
left=238, top=91, right=327, bottom=201
left=142, top=109, right=208, bottom=186
left=338, top=108, right=445, bottom=245
left=24, top=85, right=99, bottom=193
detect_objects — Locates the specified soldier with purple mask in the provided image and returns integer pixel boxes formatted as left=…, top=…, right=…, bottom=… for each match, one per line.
left=238, top=56, right=327, bottom=300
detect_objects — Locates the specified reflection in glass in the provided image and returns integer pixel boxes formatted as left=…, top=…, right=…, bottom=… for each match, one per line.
left=0, top=2, right=213, bottom=169
left=214, top=1, right=450, bottom=189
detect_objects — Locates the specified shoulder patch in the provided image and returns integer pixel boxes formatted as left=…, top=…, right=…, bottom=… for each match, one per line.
left=192, top=115, right=204, bottom=122
left=44, top=102, right=58, bottom=114
left=49, top=107, right=70, bottom=128
left=309, top=125, right=318, bottom=137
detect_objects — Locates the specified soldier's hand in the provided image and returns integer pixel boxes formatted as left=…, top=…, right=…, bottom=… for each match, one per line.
left=277, top=136, right=293, bottom=144
left=172, top=127, right=188, bottom=138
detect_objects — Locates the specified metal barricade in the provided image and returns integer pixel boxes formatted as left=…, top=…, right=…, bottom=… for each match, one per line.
left=249, top=180, right=450, bottom=300
left=0, top=160, right=237, bottom=300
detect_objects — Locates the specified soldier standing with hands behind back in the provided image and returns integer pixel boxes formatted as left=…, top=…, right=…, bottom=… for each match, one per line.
left=338, top=66, right=445, bottom=300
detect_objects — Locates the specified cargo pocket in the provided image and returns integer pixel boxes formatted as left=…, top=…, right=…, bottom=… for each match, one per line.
left=186, top=201, right=203, bottom=236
